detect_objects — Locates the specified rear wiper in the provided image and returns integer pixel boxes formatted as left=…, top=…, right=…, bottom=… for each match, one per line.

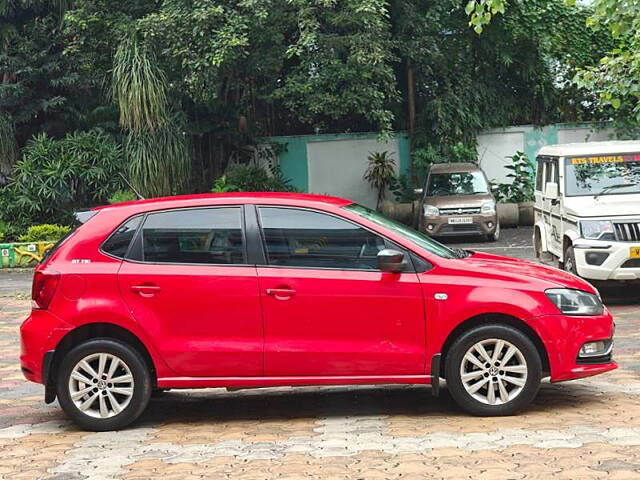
left=594, top=183, right=638, bottom=200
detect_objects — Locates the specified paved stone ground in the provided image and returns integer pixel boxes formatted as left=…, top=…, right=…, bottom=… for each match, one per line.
left=1, top=228, right=640, bottom=479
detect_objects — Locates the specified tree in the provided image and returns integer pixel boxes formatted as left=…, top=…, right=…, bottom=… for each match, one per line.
left=573, top=0, right=640, bottom=130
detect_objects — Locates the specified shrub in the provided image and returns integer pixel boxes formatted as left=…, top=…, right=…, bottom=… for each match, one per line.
left=211, top=165, right=296, bottom=193
left=109, top=190, right=137, bottom=204
left=19, top=224, right=72, bottom=243
left=6, top=129, right=124, bottom=226
left=493, top=151, right=535, bottom=203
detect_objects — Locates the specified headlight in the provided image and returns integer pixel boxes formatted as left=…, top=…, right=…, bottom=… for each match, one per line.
left=545, top=288, right=604, bottom=316
left=481, top=200, right=496, bottom=215
left=423, top=205, right=439, bottom=216
left=580, top=220, right=615, bottom=241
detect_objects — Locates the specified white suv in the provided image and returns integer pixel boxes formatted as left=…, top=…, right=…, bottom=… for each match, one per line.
left=534, top=141, right=640, bottom=282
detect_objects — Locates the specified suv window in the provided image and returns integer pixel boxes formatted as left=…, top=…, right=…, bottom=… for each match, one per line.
left=102, top=216, right=142, bottom=259
left=140, top=208, right=245, bottom=264
left=258, top=207, right=386, bottom=270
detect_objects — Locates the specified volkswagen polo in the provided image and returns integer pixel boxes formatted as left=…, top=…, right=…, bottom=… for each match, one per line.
left=20, top=193, right=616, bottom=431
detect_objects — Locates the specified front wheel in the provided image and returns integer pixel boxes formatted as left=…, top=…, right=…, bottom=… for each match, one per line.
left=564, top=245, right=578, bottom=275
left=445, top=324, right=541, bottom=416
left=487, top=222, right=500, bottom=242
left=56, top=339, right=152, bottom=431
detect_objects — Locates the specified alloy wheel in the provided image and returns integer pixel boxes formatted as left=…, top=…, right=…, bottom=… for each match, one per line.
left=459, top=338, right=528, bottom=405
left=68, top=353, right=135, bottom=418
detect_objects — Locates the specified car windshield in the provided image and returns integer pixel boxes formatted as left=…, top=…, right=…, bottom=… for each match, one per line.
left=565, top=154, right=640, bottom=197
left=426, top=171, right=489, bottom=196
left=343, top=203, right=458, bottom=259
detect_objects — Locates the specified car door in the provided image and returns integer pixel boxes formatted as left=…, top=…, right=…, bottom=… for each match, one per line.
left=544, top=157, right=563, bottom=256
left=255, top=206, right=426, bottom=377
left=117, top=206, right=263, bottom=377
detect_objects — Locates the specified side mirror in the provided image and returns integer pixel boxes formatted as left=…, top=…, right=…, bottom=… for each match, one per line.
left=377, top=249, right=407, bottom=273
left=544, top=182, right=559, bottom=200
left=490, top=184, right=499, bottom=192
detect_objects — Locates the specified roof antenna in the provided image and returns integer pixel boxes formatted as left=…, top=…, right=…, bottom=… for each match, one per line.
left=118, top=173, right=145, bottom=200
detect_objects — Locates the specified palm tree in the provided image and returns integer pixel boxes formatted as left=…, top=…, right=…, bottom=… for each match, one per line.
left=364, top=151, right=396, bottom=210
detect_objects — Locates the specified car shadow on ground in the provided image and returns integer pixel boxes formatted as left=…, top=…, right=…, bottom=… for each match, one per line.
left=131, top=381, right=609, bottom=427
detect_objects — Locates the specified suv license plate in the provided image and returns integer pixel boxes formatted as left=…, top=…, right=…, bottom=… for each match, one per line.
left=448, top=217, right=473, bottom=224
left=631, top=246, right=640, bottom=258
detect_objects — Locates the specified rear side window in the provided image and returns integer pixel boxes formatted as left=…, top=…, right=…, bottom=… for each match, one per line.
left=140, top=208, right=245, bottom=264
left=258, top=207, right=385, bottom=270
left=102, top=216, right=142, bottom=259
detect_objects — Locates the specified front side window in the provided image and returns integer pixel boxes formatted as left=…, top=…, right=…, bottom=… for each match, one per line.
left=141, top=208, right=245, bottom=264
left=426, top=171, right=489, bottom=196
left=565, top=153, right=640, bottom=197
left=258, top=207, right=386, bottom=270
left=102, top=216, right=142, bottom=259
left=344, top=203, right=457, bottom=259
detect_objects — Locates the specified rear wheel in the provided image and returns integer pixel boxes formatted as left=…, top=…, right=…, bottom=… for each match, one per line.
left=56, top=339, right=152, bottom=431
left=445, top=324, right=541, bottom=416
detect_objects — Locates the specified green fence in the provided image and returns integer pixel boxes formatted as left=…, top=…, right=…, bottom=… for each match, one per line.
left=0, top=242, right=55, bottom=268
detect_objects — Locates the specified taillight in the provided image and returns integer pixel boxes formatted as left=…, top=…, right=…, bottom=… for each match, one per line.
left=32, top=270, right=60, bottom=310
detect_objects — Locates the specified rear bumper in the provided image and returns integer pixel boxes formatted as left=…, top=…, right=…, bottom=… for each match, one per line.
left=20, top=309, right=73, bottom=384
left=533, top=311, right=617, bottom=383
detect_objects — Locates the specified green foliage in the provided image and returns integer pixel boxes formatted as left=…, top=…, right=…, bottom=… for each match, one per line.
left=18, top=224, right=71, bottom=243
left=466, top=0, right=507, bottom=34
left=573, top=0, right=640, bottom=127
left=112, top=32, right=169, bottom=131
left=108, top=190, right=137, bottom=204
left=364, top=151, right=396, bottom=209
left=493, top=151, right=535, bottom=203
left=6, top=129, right=124, bottom=225
left=126, top=114, right=189, bottom=197
left=0, top=112, right=17, bottom=180
left=211, top=165, right=296, bottom=193
left=389, top=174, right=417, bottom=203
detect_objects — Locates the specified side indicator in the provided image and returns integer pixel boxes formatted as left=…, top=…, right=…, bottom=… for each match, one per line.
left=434, top=293, right=448, bottom=301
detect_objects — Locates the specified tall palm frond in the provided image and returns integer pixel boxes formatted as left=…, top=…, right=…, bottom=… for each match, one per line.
left=112, top=32, right=169, bottom=131
left=126, top=114, right=190, bottom=198
left=0, top=112, right=18, bottom=177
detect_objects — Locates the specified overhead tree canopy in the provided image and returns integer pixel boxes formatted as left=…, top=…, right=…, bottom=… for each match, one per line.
left=0, top=0, right=619, bottom=203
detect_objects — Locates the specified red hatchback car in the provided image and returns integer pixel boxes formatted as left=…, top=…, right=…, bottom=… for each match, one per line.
left=21, top=193, right=616, bottom=430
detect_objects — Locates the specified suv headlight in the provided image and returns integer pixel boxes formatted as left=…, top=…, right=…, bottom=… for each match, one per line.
left=481, top=200, right=496, bottom=215
left=545, top=288, right=604, bottom=316
left=423, top=205, right=439, bottom=216
left=580, top=220, right=615, bottom=241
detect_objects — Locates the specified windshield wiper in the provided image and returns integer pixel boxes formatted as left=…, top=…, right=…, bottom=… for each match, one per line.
left=594, top=183, right=638, bottom=200
left=452, top=247, right=469, bottom=259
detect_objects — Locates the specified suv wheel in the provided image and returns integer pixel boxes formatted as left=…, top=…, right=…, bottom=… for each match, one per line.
left=487, top=222, right=500, bottom=242
left=564, top=245, right=578, bottom=275
left=56, top=339, right=152, bottom=431
left=445, top=324, right=541, bottom=416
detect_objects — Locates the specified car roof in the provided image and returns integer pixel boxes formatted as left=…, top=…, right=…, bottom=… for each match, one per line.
left=91, top=192, right=353, bottom=213
left=538, top=140, right=640, bottom=157
left=429, top=162, right=480, bottom=174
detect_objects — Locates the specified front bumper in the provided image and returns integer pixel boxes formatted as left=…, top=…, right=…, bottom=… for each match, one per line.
left=534, top=310, right=617, bottom=383
left=20, top=309, right=73, bottom=384
left=573, top=240, right=640, bottom=281
left=422, top=214, right=498, bottom=237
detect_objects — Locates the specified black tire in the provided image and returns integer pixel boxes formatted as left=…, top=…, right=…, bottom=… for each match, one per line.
left=445, top=324, right=542, bottom=416
left=486, top=222, right=500, bottom=242
left=56, top=339, right=152, bottom=431
left=564, top=245, right=577, bottom=275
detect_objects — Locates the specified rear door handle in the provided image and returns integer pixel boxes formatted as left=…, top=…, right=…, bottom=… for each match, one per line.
left=266, top=288, right=296, bottom=299
left=131, top=284, right=161, bottom=296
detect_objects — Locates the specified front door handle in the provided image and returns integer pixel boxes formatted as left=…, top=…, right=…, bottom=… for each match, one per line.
left=131, top=284, right=161, bottom=297
left=266, top=288, right=296, bottom=299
